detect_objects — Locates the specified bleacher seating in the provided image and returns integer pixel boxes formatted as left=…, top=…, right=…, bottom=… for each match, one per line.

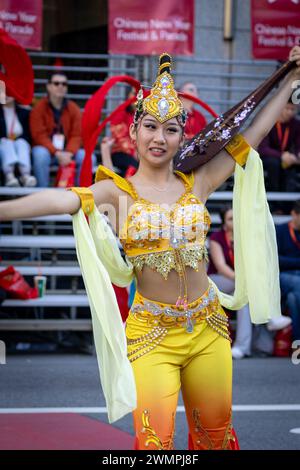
left=0, top=186, right=298, bottom=344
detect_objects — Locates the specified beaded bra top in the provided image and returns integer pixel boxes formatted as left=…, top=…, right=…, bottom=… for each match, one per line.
left=95, top=165, right=211, bottom=280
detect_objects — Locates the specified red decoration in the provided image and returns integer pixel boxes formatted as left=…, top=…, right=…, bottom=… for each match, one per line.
left=109, top=0, right=194, bottom=56
left=0, top=0, right=42, bottom=50
left=80, top=75, right=141, bottom=187
left=55, top=161, right=76, bottom=188
left=125, top=166, right=137, bottom=178
left=251, top=0, right=300, bottom=60
left=0, top=265, right=38, bottom=300
left=112, top=284, right=129, bottom=322
left=0, top=28, right=34, bottom=104
left=273, top=324, right=292, bottom=357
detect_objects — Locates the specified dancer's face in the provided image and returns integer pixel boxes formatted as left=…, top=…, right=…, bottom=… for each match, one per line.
left=129, top=114, right=184, bottom=167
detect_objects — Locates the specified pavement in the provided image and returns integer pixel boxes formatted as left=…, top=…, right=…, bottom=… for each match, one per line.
left=0, top=353, right=299, bottom=450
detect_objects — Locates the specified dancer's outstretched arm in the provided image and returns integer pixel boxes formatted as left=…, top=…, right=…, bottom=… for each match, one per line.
left=0, top=179, right=114, bottom=221
left=195, top=46, right=300, bottom=196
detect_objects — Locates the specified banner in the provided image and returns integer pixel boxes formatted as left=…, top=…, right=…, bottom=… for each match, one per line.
left=109, top=0, right=194, bottom=56
left=251, top=0, right=300, bottom=60
left=0, top=0, right=42, bottom=50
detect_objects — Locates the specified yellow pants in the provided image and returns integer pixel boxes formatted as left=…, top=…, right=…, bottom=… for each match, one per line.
left=125, top=283, right=238, bottom=450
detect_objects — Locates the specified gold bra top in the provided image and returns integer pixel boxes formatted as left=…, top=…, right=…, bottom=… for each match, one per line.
left=95, top=165, right=211, bottom=279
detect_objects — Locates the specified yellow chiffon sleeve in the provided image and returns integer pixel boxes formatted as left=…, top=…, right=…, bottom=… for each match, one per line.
left=69, top=187, right=136, bottom=423
left=209, top=146, right=281, bottom=324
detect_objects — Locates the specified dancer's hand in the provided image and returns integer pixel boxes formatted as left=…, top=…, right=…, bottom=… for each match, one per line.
left=289, top=46, right=300, bottom=79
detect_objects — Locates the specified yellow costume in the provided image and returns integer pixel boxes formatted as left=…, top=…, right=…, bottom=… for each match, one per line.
left=93, top=162, right=233, bottom=449
left=67, top=53, right=281, bottom=450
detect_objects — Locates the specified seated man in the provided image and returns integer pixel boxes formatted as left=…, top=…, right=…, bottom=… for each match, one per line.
left=258, top=99, right=300, bottom=192
left=179, top=81, right=207, bottom=140
left=0, top=97, right=36, bottom=187
left=276, top=200, right=300, bottom=343
left=30, top=72, right=95, bottom=187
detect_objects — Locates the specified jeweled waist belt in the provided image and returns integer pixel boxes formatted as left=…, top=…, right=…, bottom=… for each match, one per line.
left=129, top=285, right=229, bottom=337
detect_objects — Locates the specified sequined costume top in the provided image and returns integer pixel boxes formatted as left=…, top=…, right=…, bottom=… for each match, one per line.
left=95, top=165, right=211, bottom=279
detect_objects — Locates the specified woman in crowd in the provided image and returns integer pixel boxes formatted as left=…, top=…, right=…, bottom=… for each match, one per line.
left=0, top=96, right=36, bottom=187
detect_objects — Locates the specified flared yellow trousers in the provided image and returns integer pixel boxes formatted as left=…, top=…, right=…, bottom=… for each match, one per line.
left=125, top=283, right=238, bottom=450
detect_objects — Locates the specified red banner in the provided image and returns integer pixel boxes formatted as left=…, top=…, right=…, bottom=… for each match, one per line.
left=109, top=0, right=194, bottom=56
left=251, top=0, right=300, bottom=60
left=0, top=0, right=42, bottom=50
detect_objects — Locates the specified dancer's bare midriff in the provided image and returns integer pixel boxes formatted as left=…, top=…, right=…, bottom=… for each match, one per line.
left=135, top=261, right=210, bottom=304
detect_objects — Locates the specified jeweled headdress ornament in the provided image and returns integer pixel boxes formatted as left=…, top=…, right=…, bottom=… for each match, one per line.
left=134, top=52, right=186, bottom=126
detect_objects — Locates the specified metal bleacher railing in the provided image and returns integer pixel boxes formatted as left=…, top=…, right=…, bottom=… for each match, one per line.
left=1, top=186, right=298, bottom=334
left=29, top=51, right=278, bottom=118
left=149, top=55, right=278, bottom=116
left=29, top=51, right=140, bottom=116
left=0, top=52, right=297, bottom=340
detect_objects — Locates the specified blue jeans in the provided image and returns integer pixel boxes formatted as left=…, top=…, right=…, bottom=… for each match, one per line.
left=0, top=138, right=32, bottom=174
left=209, top=274, right=252, bottom=355
left=280, top=271, right=300, bottom=341
left=32, top=146, right=96, bottom=187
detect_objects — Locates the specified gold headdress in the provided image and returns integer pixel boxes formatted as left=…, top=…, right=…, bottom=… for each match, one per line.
left=134, top=53, right=186, bottom=126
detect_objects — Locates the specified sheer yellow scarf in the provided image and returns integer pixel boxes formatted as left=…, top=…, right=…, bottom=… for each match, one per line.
left=71, top=146, right=281, bottom=423
left=210, top=147, right=281, bottom=320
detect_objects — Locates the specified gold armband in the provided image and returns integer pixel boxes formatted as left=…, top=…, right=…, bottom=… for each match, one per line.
left=225, top=134, right=250, bottom=167
left=68, top=187, right=94, bottom=216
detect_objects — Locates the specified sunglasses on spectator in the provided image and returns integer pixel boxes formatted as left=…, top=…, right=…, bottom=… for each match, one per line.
left=51, top=81, right=68, bottom=87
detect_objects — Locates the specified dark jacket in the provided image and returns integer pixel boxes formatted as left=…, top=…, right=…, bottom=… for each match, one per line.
left=275, top=222, right=300, bottom=271
left=258, top=118, right=300, bottom=160
left=0, top=104, right=31, bottom=143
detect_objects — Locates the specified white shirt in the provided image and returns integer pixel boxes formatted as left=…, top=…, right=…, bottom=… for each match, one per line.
left=3, top=105, right=23, bottom=139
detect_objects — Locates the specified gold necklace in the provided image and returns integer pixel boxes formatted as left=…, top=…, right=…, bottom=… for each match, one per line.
left=149, top=181, right=173, bottom=192
left=134, top=177, right=174, bottom=192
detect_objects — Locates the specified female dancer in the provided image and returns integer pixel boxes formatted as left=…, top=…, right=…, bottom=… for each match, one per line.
left=1, top=47, right=300, bottom=450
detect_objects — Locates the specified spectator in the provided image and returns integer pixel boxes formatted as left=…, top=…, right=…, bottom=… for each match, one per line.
left=109, top=87, right=139, bottom=177
left=208, top=205, right=291, bottom=359
left=258, top=99, right=300, bottom=192
left=30, top=72, right=95, bottom=187
left=179, top=82, right=207, bottom=140
left=0, top=96, right=36, bottom=187
left=100, top=136, right=115, bottom=171
left=276, top=200, right=300, bottom=343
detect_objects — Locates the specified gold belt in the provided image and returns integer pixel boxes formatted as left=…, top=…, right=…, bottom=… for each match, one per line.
left=129, top=285, right=230, bottom=337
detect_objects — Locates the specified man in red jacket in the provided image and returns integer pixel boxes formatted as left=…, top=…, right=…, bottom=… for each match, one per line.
left=30, top=72, right=95, bottom=186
